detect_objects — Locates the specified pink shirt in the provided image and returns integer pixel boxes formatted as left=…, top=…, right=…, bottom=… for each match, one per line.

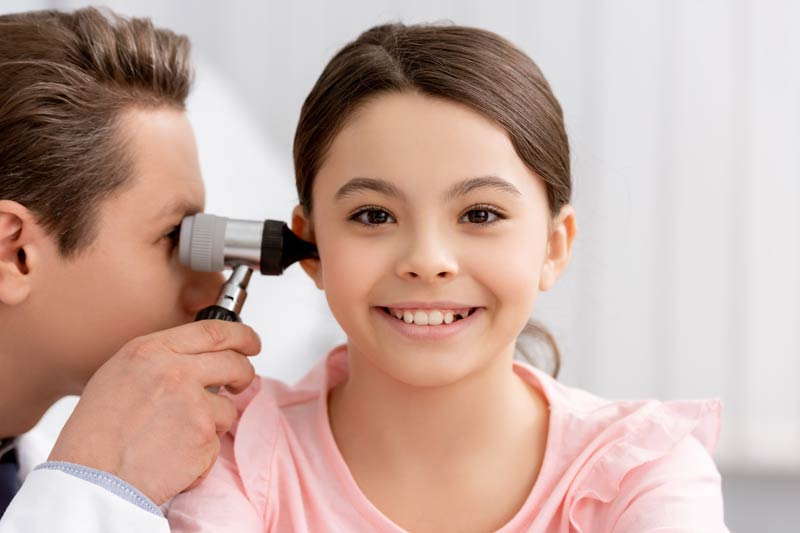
left=167, top=344, right=728, bottom=532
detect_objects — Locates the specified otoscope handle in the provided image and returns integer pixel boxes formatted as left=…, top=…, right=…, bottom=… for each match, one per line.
left=194, top=265, right=249, bottom=392
left=195, top=306, right=239, bottom=393
left=195, top=305, right=241, bottom=323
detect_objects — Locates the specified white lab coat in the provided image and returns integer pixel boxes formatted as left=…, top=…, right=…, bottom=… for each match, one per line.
left=0, top=468, right=169, bottom=532
left=0, top=402, right=169, bottom=532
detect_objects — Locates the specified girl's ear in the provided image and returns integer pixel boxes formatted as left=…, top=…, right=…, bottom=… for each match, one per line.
left=539, top=204, right=577, bottom=292
left=291, top=204, right=323, bottom=290
left=0, top=200, right=43, bottom=305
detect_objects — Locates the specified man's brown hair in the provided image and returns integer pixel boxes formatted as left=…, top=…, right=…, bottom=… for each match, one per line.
left=0, top=7, right=192, bottom=256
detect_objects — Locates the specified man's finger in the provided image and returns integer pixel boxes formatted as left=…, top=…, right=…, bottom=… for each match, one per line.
left=148, top=320, right=261, bottom=356
left=205, top=393, right=238, bottom=434
left=187, top=350, right=257, bottom=393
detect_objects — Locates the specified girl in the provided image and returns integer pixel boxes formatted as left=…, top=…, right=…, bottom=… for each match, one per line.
left=167, top=23, right=727, bottom=532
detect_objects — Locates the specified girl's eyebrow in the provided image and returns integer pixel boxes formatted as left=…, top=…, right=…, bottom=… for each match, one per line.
left=445, top=176, right=522, bottom=201
left=335, top=177, right=403, bottom=201
left=334, top=176, right=521, bottom=202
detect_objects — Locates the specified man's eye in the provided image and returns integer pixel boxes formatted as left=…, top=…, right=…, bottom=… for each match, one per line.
left=459, top=205, right=505, bottom=225
left=350, top=207, right=395, bottom=226
left=164, top=226, right=181, bottom=246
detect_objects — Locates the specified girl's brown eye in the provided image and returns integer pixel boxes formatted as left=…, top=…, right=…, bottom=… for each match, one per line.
left=366, top=210, right=389, bottom=224
left=351, top=208, right=395, bottom=226
left=467, top=210, right=490, bottom=223
left=459, top=206, right=504, bottom=225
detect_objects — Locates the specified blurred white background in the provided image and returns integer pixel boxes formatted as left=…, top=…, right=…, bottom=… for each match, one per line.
left=5, top=1, right=799, bottom=531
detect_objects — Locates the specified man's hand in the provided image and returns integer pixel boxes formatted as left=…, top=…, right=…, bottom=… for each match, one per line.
left=48, top=320, right=261, bottom=506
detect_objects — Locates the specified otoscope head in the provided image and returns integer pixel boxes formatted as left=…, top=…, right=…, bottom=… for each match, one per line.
left=178, top=213, right=318, bottom=275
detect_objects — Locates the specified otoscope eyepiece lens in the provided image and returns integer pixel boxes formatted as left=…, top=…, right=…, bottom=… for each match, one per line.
left=179, top=213, right=227, bottom=272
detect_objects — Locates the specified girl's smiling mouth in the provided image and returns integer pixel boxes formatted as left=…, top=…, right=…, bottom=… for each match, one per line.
left=373, top=304, right=484, bottom=341
left=381, top=307, right=478, bottom=325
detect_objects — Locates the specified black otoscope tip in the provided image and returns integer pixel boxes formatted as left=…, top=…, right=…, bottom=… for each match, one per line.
left=259, top=220, right=319, bottom=275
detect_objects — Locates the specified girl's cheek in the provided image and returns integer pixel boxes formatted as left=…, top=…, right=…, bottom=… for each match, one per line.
left=322, top=237, right=380, bottom=293
left=475, top=230, right=546, bottom=291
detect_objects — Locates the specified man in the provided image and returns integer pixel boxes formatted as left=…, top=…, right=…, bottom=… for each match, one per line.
left=0, top=7, right=260, bottom=531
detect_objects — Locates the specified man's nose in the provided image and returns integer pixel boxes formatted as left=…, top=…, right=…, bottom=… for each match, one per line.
left=181, top=269, right=226, bottom=315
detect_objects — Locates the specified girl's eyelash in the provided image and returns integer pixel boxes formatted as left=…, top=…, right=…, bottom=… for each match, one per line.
left=348, top=204, right=507, bottom=227
left=460, top=203, right=507, bottom=225
left=348, top=205, right=395, bottom=229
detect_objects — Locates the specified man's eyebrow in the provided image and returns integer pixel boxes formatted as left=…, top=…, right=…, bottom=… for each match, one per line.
left=156, top=198, right=203, bottom=221
left=334, top=175, right=522, bottom=202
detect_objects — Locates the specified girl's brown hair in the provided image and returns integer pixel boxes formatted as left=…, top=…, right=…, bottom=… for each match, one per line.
left=0, top=7, right=192, bottom=256
left=293, top=23, right=571, bottom=377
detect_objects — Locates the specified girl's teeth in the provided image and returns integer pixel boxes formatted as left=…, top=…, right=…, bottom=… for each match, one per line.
left=390, top=308, right=470, bottom=326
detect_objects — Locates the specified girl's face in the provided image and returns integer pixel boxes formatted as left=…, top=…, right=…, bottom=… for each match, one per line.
left=294, top=92, right=574, bottom=387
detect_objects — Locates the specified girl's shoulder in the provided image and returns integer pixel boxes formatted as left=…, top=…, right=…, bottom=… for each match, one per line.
left=516, top=360, right=722, bottom=459
left=514, top=362, right=727, bottom=530
left=223, top=343, right=343, bottom=420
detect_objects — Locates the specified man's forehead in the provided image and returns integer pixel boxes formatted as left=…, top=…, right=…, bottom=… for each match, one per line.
left=154, top=196, right=204, bottom=222
left=116, top=107, right=205, bottom=223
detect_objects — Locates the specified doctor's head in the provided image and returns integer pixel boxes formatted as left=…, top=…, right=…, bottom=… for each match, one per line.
left=0, top=7, right=221, bottom=409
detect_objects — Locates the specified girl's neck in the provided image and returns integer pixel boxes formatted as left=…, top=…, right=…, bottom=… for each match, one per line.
left=327, top=341, right=549, bottom=478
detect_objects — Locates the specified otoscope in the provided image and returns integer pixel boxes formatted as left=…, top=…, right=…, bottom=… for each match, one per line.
left=178, top=213, right=319, bottom=323
left=178, top=214, right=318, bottom=392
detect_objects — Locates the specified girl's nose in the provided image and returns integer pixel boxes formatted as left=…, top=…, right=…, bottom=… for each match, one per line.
left=181, top=269, right=225, bottom=315
left=395, top=228, right=459, bottom=282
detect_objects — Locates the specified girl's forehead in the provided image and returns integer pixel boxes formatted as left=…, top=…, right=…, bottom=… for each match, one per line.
left=316, top=92, right=542, bottom=200
left=336, top=92, right=509, bottom=151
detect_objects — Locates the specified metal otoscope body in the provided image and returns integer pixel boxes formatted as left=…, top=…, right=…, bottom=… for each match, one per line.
left=178, top=213, right=319, bottom=392
left=179, top=212, right=319, bottom=319
left=179, top=213, right=319, bottom=276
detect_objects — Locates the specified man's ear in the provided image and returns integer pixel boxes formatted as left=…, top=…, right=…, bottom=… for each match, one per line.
left=0, top=200, right=43, bottom=305
left=291, top=204, right=323, bottom=290
left=539, top=204, right=577, bottom=292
